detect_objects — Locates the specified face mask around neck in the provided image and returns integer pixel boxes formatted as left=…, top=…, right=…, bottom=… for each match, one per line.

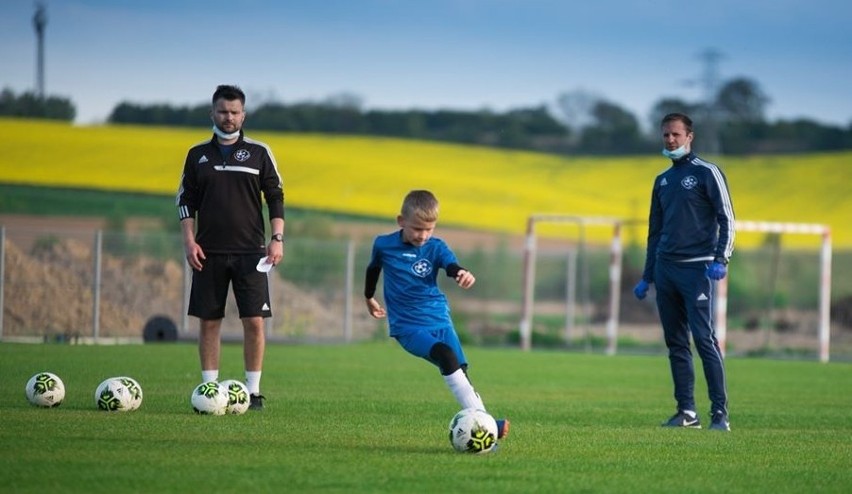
left=212, top=125, right=240, bottom=141
left=662, top=145, right=688, bottom=160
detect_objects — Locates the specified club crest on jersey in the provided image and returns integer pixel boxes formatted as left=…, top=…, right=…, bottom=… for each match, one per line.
left=234, top=149, right=250, bottom=162
left=411, top=259, right=433, bottom=278
left=681, top=175, right=698, bottom=189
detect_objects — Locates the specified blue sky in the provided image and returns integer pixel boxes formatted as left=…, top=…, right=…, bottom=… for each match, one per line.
left=2, top=0, right=850, bottom=129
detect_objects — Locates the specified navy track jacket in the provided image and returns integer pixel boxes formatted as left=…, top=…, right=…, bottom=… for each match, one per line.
left=642, top=152, right=735, bottom=283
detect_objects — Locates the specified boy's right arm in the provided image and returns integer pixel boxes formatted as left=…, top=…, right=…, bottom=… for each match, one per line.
left=365, top=297, right=386, bottom=319
left=364, top=263, right=384, bottom=318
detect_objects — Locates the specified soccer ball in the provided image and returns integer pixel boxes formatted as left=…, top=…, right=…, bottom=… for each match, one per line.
left=448, top=408, right=499, bottom=454
left=220, top=379, right=250, bottom=415
left=95, top=377, right=134, bottom=411
left=115, top=376, right=143, bottom=411
left=191, top=381, right=228, bottom=415
left=25, top=372, right=65, bottom=407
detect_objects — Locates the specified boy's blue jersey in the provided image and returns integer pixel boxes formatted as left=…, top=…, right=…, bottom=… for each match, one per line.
left=367, top=230, right=458, bottom=336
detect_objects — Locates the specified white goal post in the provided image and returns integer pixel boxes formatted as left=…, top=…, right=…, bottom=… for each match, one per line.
left=716, top=220, right=832, bottom=362
left=519, top=215, right=834, bottom=362
left=519, top=214, right=624, bottom=354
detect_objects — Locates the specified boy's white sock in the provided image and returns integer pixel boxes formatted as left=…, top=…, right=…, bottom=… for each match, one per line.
left=245, top=371, right=262, bottom=395
left=443, top=369, right=485, bottom=410
left=201, top=370, right=218, bottom=383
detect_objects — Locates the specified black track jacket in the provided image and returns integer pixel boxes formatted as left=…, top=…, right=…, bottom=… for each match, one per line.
left=176, top=131, right=284, bottom=254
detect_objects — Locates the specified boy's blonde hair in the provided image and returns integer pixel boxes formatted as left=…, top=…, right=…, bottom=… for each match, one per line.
left=400, top=190, right=439, bottom=222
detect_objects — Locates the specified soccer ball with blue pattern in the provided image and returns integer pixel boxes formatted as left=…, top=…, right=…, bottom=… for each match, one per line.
left=191, top=381, right=228, bottom=415
left=25, top=372, right=65, bottom=407
left=448, top=408, right=499, bottom=454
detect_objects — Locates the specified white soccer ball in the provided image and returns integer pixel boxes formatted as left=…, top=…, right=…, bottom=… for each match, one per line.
left=114, top=376, right=143, bottom=411
left=220, top=379, right=250, bottom=415
left=95, top=377, right=134, bottom=412
left=448, top=408, right=499, bottom=454
left=25, top=372, right=66, bottom=407
left=191, top=381, right=229, bottom=415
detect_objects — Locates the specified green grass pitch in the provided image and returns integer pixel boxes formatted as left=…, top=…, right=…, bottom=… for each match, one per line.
left=1, top=341, right=850, bottom=493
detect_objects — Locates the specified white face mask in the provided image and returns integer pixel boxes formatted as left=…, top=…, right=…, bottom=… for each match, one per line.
left=662, top=145, right=688, bottom=160
left=212, top=125, right=240, bottom=141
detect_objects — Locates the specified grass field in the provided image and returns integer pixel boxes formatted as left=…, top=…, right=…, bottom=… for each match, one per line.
left=1, top=342, right=850, bottom=493
left=1, top=117, right=850, bottom=248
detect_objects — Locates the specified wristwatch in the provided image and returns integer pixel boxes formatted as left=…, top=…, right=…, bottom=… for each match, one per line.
left=714, top=256, right=729, bottom=265
left=271, top=233, right=283, bottom=243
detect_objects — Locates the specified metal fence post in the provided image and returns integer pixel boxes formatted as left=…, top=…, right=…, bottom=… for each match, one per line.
left=92, top=230, right=102, bottom=341
left=182, top=261, right=191, bottom=336
left=344, top=240, right=355, bottom=342
left=0, top=226, right=5, bottom=339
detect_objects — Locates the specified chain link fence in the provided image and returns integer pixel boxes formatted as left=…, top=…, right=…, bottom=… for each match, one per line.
left=1, top=224, right=850, bottom=360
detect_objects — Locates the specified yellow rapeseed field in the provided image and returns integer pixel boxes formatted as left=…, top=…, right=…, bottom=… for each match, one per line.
left=2, top=117, right=850, bottom=247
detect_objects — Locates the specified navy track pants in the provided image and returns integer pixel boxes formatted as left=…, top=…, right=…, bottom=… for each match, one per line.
left=654, top=259, right=728, bottom=415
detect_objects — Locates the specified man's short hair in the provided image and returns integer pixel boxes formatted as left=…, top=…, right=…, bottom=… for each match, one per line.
left=661, top=112, right=693, bottom=133
left=212, top=85, right=246, bottom=106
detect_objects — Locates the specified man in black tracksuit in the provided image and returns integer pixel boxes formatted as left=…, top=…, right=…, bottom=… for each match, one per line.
left=176, top=85, right=285, bottom=411
left=634, top=113, right=735, bottom=432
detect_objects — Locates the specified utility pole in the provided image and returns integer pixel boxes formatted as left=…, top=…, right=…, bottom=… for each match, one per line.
left=33, top=2, right=48, bottom=100
left=697, top=48, right=723, bottom=155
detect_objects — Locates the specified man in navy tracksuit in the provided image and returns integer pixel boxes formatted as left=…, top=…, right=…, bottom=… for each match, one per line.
left=634, top=113, right=735, bottom=432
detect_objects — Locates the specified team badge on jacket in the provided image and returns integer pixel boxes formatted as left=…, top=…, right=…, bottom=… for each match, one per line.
left=234, top=149, right=251, bottom=162
left=681, top=175, right=698, bottom=189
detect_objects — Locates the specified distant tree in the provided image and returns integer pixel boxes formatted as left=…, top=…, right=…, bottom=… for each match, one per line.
left=578, top=100, right=644, bottom=154
left=364, top=110, right=425, bottom=137
left=109, top=102, right=205, bottom=126
left=323, top=92, right=364, bottom=110
left=555, top=89, right=601, bottom=143
left=721, top=118, right=852, bottom=154
left=0, top=87, right=75, bottom=120
left=715, top=77, right=769, bottom=124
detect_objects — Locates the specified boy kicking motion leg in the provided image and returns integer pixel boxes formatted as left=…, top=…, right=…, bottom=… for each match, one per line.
left=364, top=190, right=509, bottom=438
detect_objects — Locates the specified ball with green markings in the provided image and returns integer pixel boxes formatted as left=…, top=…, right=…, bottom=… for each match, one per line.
left=448, top=408, right=498, bottom=454
left=191, top=381, right=228, bottom=415
left=25, top=372, right=65, bottom=407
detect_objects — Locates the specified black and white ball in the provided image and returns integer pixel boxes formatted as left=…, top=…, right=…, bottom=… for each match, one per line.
left=448, top=408, right=499, bottom=454
left=25, top=372, right=65, bottom=407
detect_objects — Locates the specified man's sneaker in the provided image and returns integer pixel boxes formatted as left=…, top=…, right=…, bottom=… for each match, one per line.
left=496, top=418, right=510, bottom=439
left=709, top=411, right=730, bottom=431
left=662, top=410, right=701, bottom=428
left=249, top=393, right=265, bottom=411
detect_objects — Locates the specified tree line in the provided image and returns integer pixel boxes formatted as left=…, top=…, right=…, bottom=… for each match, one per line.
left=0, top=88, right=75, bottom=121
left=3, top=79, right=851, bottom=155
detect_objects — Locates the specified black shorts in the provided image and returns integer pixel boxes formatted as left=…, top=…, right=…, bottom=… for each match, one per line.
left=188, top=254, right=272, bottom=320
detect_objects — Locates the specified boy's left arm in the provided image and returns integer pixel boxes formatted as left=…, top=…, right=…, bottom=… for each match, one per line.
left=447, top=263, right=475, bottom=289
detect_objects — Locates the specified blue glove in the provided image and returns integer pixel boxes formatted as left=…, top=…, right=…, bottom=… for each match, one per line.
left=633, top=280, right=650, bottom=300
left=706, top=262, right=727, bottom=280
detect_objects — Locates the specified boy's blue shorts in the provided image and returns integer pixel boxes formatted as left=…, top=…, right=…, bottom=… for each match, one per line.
left=394, top=327, right=468, bottom=368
